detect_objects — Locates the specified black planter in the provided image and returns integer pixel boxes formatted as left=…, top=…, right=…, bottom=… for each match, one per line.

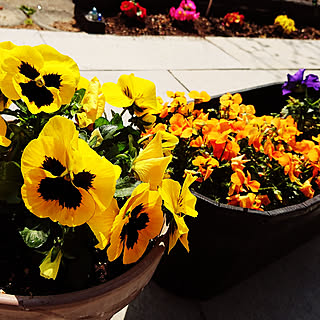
left=153, top=82, right=320, bottom=300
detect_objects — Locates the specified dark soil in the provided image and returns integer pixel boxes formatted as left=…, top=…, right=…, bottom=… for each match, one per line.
left=101, top=13, right=320, bottom=39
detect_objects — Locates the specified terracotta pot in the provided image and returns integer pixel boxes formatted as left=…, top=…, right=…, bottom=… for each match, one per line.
left=153, top=83, right=320, bottom=300
left=0, top=237, right=165, bottom=320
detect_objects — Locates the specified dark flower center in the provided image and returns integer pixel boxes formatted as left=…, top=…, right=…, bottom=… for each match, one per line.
left=41, top=156, right=66, bottom=176
left=20, top=81, right=54, bottom=108
left=43, top=73, right=62, bottom=89
left=18, top=61, right=40, bottom=80
left=38, top=177, right=82, bottom=210
left=73, top=171, right=96, bottom=191
left=18, top=61, right=63, bottom=108
left=38, top=157, right=96, bottom=209
left=120, top=204, right=149, bottom=250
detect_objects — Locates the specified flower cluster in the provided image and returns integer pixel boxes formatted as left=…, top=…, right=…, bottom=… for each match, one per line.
left=274, top=14, right=296, bottom=34
left=223, top=12, right=245, bottom=27
left=0, top=42, right=197, bottom=293
left=169, top=0, right=200, bottom=22
left=120, top=0, right=147, bottom=20
left=140, top=70, right=320, bottom=211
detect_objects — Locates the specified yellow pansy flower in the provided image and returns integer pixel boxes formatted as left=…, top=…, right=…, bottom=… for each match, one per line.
left=76, top=76, right=105, bottom=128
left=0, top=90, right=11, bottom=111
left=107, top=183, right=164, bottom=264
left=0, top=115, right=11, bottom=147
left=159, top=173, right=198, bottom=252
left=132, top=132, right=172, bottom=190
left=21, top=116, right=121, bottom=249
left=0, top=44, right=80, bottom=114
left=39, top=247, right=63, bottom=280
left=101, top=73, right=160, bottom=117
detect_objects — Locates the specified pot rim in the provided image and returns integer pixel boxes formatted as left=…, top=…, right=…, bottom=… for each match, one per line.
left=0, top=236, right=166, bottom=309
left=193, top=190, right=320, bottom=218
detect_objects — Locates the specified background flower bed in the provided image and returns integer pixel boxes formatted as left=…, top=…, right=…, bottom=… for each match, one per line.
left=69, top=0, right=320, bottom=39
left=100, top=14, right=320, bottom=39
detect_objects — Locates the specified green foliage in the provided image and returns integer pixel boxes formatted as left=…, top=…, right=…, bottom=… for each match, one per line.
left=19, top=226, right=49, bottom=248
left=115, top=176, right=141, bottom=198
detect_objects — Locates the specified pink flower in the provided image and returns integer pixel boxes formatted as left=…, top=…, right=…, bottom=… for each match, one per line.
left=180, top=0, right=197, bottom=12
left=174, top=7, right=187, bottom=21
left=169, top=7, right=176, bottom=18
left=185, top=10, right=199, bottom=21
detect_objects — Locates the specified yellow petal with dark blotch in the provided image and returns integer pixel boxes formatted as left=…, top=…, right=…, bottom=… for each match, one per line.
left=102, top=81, right=133, bottom=108
left=125, top=74, right=158, bottom=111
left=76, top=139, right=121, bottom=211
left=21, top=135, right=69, bottom=177
left=41, top=63, right=79, bottom=106
left=107, top=209, right=128, bottom=262
left=1, top=45, right=43, bottom=75
left=159, top=179, right=181, bottom=215
left=22, top=86, right=62, bottom=115
left=87, top=198, right=119, bottom=250
left=21, top=168, right=96, bottom=227
left=35, top=44, right=80, bottom=87
left=168, top=215, right=189, bottom=253
left=122, top=188, right=163, bottom=264
left=39, top=247, right=62, bottom=280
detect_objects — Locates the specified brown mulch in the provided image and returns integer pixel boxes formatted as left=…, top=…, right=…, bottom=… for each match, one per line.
left=101, top=14, right=320, bottom=39
left=3, top=13, right=320, bottom=40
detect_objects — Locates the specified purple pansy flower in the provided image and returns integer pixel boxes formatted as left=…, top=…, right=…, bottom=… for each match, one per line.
left=282, top=68, right=320, bottom=95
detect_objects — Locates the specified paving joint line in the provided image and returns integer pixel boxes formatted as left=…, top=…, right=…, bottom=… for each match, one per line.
left=167, top=69, right=190, bottom=92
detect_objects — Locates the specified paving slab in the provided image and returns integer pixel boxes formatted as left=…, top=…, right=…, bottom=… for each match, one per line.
left=120, top=280, right=204, bottom=320
left=0, top=28, right=44, bottom=45
left=38, top=32, right=242, bottom=70
left=169, top=69, right=292, bottom=96
left=206, top=37, right=320, bottom=69
left=200, top=234, right=320, bottom=320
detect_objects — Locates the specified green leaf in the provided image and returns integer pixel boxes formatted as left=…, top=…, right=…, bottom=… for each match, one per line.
left=95, top=117, right=110, bottom=128
left=19, top=227, right=49, bottom=248
left=88, top=135, right=98, bottom=148
left=13, top=99, right=28, bottom=114
left=78, top=130, right=89, bottom=142
left=0, top=161, right=23, bottom=203
left=51, top=246, right=61, bottom=262
left=100, top=124, right=119, bottom=140
left=115, top=176, right=141, bottom=198
left=110, top=113, right=124, bottom=128
left=72, top=88, right=86, bottom=104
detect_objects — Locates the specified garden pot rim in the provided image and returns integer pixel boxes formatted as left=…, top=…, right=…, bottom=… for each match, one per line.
left=0, top=235, right=166, bottom=310
left=192, top=190, right=320, bottom=218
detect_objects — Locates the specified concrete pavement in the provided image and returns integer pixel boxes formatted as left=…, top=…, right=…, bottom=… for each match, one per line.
left=1, top=28, right=320, bottom=319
